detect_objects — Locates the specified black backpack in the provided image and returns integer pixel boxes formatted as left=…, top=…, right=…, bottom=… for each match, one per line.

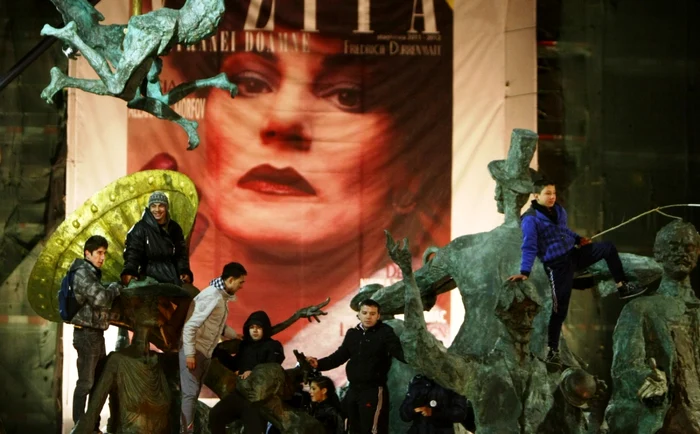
left=58, top=268, right=80, bottom=322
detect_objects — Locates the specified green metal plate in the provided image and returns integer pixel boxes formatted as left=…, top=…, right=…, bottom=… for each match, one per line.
left=27, top=170, right=199, bottom=322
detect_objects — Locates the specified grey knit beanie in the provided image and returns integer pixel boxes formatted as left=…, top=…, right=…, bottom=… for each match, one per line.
left=148, top=191, right=169, bottom=208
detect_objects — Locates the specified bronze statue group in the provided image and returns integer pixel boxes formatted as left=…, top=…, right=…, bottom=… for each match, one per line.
left=66, top=191, right=473, bottom=434
left=66, top=154, right=700, bottom=434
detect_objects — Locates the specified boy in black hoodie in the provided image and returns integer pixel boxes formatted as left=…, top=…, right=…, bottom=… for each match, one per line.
left=307, top=299, right=405, bottom=434
left=208, top=310, right=284, bottom=434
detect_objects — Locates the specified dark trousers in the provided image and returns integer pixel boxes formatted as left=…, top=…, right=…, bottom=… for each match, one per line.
left=545, top=241, right=626, bottom=349
left=72, top=327, right=106, bottom=425
left=209, top=390, right=266, bottom=434
left=345, top=385, right=389, bottom=434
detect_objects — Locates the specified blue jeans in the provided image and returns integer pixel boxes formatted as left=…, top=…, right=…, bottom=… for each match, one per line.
left=72, top=327, right=106, bottom=424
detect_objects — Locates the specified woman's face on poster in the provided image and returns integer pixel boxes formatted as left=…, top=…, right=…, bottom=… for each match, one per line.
left=204, top=34, right=402, bottom=251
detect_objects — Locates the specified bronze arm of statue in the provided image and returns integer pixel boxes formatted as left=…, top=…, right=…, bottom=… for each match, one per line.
left=271, top=297, right=330, bottom=336
left=384, top=231, right=475, bottom=394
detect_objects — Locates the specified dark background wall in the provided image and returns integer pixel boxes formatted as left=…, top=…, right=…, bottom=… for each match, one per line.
left=537, top=0, right=699, bottom=402
left=0, top=0, right=66, bottom=432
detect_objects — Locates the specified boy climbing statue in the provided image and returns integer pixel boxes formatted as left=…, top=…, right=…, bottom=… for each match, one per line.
left=509, top=178, right=646, bottom=367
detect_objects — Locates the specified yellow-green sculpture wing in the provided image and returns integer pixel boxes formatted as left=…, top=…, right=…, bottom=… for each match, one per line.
left=28, top=170, right=199, bottom=322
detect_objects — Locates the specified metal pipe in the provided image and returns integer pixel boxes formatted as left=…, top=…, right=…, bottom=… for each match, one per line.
left=132, top=0, right=142, bottom=16
left=0, top=0, right=102, bottom=94
left=0, top=36, right=58, bottom=93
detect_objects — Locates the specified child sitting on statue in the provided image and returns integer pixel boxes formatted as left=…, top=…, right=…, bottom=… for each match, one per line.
left=509, top=178, right=646, bottom=366
left=209, top=310, right=285, bottom=434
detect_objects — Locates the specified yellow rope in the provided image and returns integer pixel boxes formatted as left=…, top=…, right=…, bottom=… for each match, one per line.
left=132, top=0, right=142, bottom=16
left=591, top=204, right=700, bottom=239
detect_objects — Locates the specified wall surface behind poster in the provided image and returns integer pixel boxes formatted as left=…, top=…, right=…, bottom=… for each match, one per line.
left=63, top=0, right=535, bottom=429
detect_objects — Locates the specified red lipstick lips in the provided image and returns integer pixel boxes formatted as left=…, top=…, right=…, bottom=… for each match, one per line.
left=238, top=164, right=317, bottom=196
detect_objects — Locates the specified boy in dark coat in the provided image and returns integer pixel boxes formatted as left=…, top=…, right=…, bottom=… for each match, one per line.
left=307, top=299, right=405, bottom=434
left=121, top=191, right=193, bottom=286
left=509, top=179, right=646, bottom=365
left=400, top=374, right=474, bottom=434
left=209, top=310, right=285, bottom=434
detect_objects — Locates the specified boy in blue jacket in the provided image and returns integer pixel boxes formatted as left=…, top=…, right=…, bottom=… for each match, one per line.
left=509, top=179, right=645, bottom=365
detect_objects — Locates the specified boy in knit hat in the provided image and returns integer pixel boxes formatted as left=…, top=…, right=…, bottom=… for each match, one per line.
left=121, top=191, right=193, bottom=286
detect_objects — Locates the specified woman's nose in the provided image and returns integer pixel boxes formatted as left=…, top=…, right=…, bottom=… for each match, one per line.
left=260, top=82, right=312, bottom=151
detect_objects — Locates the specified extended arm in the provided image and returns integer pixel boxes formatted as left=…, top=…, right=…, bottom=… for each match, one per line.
left=386, top=326, right=406, bottom=363
left=74, top=268, right=120, bottom=308
left=385, top=231, right=474, bottom=393
left=172, top=222, right=194, bottom=283
left=270, top=298, right=330, bottom=336
left=316, top=342, right=352, bottom=372
left=222, top=325, right=238, bottom=340
left=519, top=216, right=539, bottom=276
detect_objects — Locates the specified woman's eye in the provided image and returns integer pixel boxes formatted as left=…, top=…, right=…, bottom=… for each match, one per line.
left=230, top=71, right=273, bottom=96
left=318, top=83, right=363, bottom=112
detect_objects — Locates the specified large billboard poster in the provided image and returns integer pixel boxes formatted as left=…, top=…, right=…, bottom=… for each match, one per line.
left=126, top=0, right=454, bottom=381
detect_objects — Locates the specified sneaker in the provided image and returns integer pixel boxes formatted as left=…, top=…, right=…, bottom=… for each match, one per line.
left=618, top=281, right=647, bottom=300
left=545, top=348, right=562, bottom=371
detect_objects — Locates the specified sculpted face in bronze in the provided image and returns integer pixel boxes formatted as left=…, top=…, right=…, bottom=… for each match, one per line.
left=654, top=221, right=700, bottom=281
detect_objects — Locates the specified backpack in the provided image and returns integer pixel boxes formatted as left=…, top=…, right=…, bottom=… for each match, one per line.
left=58, top=268, right=80, bottom=322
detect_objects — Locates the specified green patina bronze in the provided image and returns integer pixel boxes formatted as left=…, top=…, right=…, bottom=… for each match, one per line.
left=604, top=221, right=700, bottom=434
left=41, top=0, right=236, bottom=150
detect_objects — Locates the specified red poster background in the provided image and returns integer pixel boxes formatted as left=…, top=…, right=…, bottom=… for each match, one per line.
left=127, top=0, right=453, bottom=382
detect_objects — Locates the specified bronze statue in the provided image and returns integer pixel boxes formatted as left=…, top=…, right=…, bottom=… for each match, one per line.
left=386, top=232, right=604, bottom=433
left=71, top=284, right=190, bottom=434
left=358, top=129, right=660, bottom=361
left=231, top=351, right=326, bottom=434
left=40, top=0, right=237, bottom=149
left=604, top=220, right=700, bottom=433
left=360, top=129, right=557, bottom=358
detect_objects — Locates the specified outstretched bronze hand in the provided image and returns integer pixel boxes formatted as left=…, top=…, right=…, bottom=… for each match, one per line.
left=271, top=298, right=331, bottom=336
left=385, top=230, right=413, bottom=276
left=296, top=297, right=330, bottom=323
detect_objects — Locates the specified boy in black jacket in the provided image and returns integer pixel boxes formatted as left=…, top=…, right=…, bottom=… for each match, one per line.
left=209, top=310, right=285, bottom=434
left=307, top=299, right=405, bottom=434
left=121, top=191, right=193, bottom=286
left=400, top=374, right=475, bottom=434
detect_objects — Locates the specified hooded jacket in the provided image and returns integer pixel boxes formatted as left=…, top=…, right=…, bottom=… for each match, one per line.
left=520, top=201, right=582, bottom=275
left=310, top=400, right=345, bottom=434
left=217, top=310, right=285, bottom=373
left=69, top=259, right=121, bottom=330
left=121, top=207, right=193, bottom=285
left=400, top=375, right=473, bottom=434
